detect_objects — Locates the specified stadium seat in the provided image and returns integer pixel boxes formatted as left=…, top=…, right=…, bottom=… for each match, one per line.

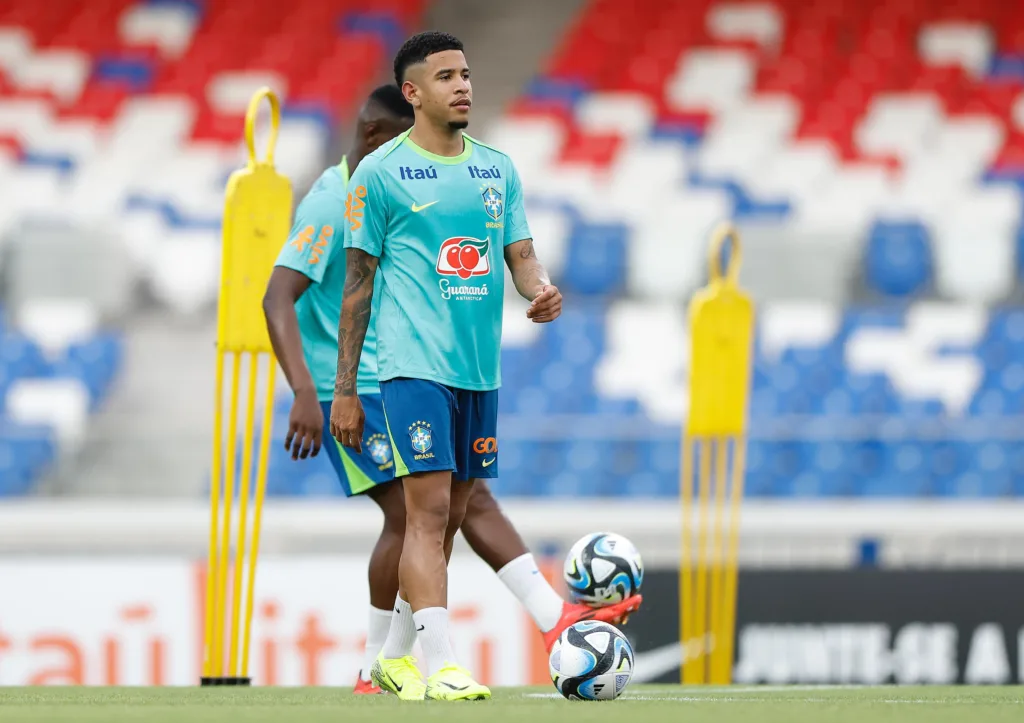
left=9, top=0, right=1024, bottom=500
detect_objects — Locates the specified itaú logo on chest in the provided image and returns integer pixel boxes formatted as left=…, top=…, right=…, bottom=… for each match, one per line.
left=436, top=236, right=490, bottom=279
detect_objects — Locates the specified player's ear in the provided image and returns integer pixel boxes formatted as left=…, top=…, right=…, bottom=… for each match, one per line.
left=362, top=120, right=380, bottom=147
left=402, top=80, right=421, bottom=109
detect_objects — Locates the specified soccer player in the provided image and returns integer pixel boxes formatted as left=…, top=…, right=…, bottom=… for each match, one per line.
left=269, top=82, right=640, bottom=698
left=329, top=32, right=604, bottom=701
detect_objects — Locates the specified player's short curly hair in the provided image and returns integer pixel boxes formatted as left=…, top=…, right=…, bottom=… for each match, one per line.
left=368, top=84, right=414, bottom=119
left=393, top=31, right=464, bottom=86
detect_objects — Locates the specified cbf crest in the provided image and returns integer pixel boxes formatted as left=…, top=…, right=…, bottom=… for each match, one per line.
left=366, top=433, right=393, bottom=470
left=482, top=186, right=503, bottom=221
left=408, top=420, right=433, bottom=459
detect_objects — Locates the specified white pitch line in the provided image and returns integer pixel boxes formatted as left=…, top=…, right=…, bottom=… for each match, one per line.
left=525, top=686, right=962, bottom=704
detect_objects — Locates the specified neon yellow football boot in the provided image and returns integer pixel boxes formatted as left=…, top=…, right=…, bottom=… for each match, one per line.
left=370, top=653, right=426, bottom=701
left=424, top=664, right=491, bottom=701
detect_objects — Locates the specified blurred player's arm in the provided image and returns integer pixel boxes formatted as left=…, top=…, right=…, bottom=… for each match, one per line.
left=263, top=196, right=341, bottom=459
left=331, top=162, right=387, bottom=450
left=263, top=267, right=315, bottom=397
left=502, top=163, right=561, bottom=323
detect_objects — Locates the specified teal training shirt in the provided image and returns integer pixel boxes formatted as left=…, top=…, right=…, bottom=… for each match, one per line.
left=343, top=131, right=532, bottom=391
left=274, top=157, right=383, bottom=400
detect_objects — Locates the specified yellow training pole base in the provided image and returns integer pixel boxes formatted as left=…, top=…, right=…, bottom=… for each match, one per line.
left=200, top=677, right=252, bottom=686
left=679, top=221, right=754, bottom=686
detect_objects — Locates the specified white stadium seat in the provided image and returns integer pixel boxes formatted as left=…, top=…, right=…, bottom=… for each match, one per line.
left=118, top=207, right=170, bottom=272
left=918, top=22, right=994, bottom=78
left=628, top=188, right=732, bottom=300
left=12, top=49, right=90, bottom=105
left=9, top=166, right=67, bottom=217
left=707, top=2, right=784, bottom=50
left=594, top=301, right=689, bottom=423
left=745, top=140, right=838, bottom=203
left=0, top=98, right=53, bottom=147
left=796, top=163, right=893, bottom=236
left=207, top=71, right=289, bottom=116
left=270, top=117, right=330, bottom=190
left=109, top=96, right=198, bottom=158
left=0, top=27, right=32, bottom=78
left=760, top=301, right=841, bottom=360
left=485, top=117, right=566, bottom=182
left=665, top=48, right=756, bottom=113
left=119, top=3, right=199, bottom=59
left=575, top=92, right=656, bottom=139
left=5, top=378, right=91, bottom=454
left=602, top=138, right=689, bottom=223
left=855, top=93, right=945, bottom=161
left=932, top=187, right=1020, bottom=302
left=29, top=118, right=106, bottom=163
left=16, top=299, right=99, bottom=359
left=146, top=229, right=221, bottom=315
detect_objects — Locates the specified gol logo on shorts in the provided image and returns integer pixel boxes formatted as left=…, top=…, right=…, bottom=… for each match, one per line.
left=472, top=437, right=497, bottom=454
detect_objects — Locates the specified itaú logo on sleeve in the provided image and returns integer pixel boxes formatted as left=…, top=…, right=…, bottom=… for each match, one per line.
left=437, top=237, right=491, bottom=301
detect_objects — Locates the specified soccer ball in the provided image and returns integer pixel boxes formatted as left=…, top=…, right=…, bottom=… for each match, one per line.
left=549, top=621, right=634, bottom=701
left=563, top=532, right=643, bottom=607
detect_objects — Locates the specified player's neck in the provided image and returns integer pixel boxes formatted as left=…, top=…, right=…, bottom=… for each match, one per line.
left=346, top=146, right=367, bottom=174
left=408, top=122, right=465, bottom=158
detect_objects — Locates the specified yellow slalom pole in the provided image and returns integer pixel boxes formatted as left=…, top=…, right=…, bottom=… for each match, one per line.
left=679, top=433, right=695, bottom=684
left=717, top=439, right=747, bottom=683
left=203, top=350, right=226, bottom=678
left=228, top=352, right=259, bottom=676
left=242, top=359, right=276, bottom=678
left=694, top=436, right=711, bottom=682
left=213, top=352, right=242, bottom=677
left=707, top=435, right=729, bottom=682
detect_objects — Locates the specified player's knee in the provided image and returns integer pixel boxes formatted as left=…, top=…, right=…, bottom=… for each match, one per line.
left=465, top=480, right=499, bottom=521
left=406, top=495, right=449, bottom=535
left=370, top=482, right=407, bottom=535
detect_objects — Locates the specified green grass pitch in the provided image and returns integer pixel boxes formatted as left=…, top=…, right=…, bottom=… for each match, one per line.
left=1, top=685, right=1022, bottom=722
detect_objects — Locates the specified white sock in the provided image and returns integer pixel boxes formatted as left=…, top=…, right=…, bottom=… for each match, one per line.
left=413, top=607, right=458, bottom=677
left=360, top=606, right=393, bottom=681
left=381, top=594, right=417, bottom=659
left=497, top=553, right=566, bottom=633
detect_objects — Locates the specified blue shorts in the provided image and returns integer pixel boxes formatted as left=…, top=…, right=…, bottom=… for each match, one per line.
left=320, top=395, right=396, bottom=497
left=379, top=378, right=498, bottom=481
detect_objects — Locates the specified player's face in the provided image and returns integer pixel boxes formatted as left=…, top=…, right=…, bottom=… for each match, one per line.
left=406, top=50, right=472, bottom=130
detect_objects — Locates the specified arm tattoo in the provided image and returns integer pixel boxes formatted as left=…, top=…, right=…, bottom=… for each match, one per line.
left=334, top=249, right=378, bottom=397
left=506, top=238, right=550, bottom=299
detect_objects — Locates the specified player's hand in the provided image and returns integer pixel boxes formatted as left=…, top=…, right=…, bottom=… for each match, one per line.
left=285, top=388, right=322, bottom=460
left=329, top=394, right=365, bottom=453
left=527, top=284, right=562, bottom=323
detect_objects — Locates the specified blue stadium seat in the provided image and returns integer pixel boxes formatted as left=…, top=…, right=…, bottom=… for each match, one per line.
left=0, top=333, right=48, bottom=379
left=93, top=55, right=156, bottom=92
left=744, top=440, right=776, bottom=497
left=864, top=221, right=932, bottom=297
left=523, top=77, right=590, bottom=108
left=560, top=223, right=628, bottom=296
left=340, top=12, right=405, bottom=53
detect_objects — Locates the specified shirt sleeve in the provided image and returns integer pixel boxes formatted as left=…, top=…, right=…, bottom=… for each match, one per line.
left=343, top=158, right=388, bottom=258
left=274, top=192, right=343, bottom=284
left=503, top=161, right=532, bottom=247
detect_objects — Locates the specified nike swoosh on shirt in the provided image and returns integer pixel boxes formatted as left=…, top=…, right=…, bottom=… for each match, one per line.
left=411, top=200, right=439, bottom=212
left=482, top=458, right=495, bottom=468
